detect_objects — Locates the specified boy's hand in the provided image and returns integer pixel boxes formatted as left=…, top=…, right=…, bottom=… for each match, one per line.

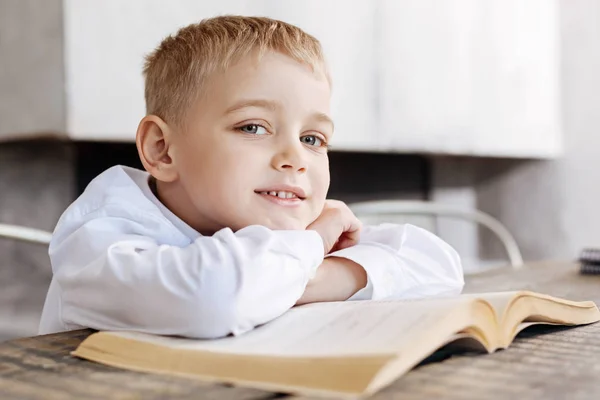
left=307, top=200, right=362, bottom=255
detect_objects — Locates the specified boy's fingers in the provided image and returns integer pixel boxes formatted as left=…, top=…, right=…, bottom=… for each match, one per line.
left=332, top=226, right=361, bottom=252
left=332, top=237, right=357, bottom=252
left=346, top=228, right=361, bottom=246
left=346, top=216, right=362, bottom=236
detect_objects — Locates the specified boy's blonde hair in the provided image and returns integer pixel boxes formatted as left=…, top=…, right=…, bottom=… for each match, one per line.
left=143, top=15, right=329, bottom=127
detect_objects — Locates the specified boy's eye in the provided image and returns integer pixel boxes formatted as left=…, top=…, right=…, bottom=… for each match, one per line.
left=239, top=124, right=268, bottom=135
left=300, top=135, right=323, bottom=147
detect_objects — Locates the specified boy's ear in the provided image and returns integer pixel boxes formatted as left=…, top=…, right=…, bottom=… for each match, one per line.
left=136, top=115, right=178, bottom=183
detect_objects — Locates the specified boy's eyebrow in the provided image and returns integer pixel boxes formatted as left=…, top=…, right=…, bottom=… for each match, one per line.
left=225, top=99, right=278, bottom=114
left=313, top=112, right=335, bottom=131
left=225, top=99, right=334, bottom=130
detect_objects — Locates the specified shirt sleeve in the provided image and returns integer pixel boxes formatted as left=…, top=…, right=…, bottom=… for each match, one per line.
left=327, top=223, right=464, bottom=301
left=49, top=212, right=324, bottom=339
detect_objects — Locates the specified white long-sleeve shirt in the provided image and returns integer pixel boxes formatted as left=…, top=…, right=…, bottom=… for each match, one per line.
left=39, top=166, right=464, bottom=338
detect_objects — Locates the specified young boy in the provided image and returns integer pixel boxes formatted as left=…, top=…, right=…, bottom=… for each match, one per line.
left=39, top=16, right=463, bottom=339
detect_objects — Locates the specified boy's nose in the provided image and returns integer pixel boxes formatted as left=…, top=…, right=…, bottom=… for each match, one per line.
left=271, top=142, right=307, bottom=173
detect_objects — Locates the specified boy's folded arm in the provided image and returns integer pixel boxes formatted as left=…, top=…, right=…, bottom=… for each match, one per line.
left=328, top=223, right=464, bottom=300
left=51, top=218, right=324, bottom=339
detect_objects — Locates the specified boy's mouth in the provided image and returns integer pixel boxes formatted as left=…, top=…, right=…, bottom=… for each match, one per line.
left=254, top=186, right=306, bottom=200
left=256, top=191, right=301, bottom=200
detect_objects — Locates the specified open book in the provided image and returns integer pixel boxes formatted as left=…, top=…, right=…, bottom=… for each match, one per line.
left=73, top=291, right=599, bottom=398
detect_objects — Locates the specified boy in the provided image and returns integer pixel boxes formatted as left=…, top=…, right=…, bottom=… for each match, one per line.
left=39, top=16, right=463, bottom=339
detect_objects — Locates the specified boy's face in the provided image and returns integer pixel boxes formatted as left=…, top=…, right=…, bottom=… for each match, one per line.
left=167, top=51, right=332, bottom=234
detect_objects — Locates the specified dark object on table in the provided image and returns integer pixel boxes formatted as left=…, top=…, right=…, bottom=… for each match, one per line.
left=579, top=248, right=600, bottom=274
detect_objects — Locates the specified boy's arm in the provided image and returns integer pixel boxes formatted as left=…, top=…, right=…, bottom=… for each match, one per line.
left=50, top=216, right=323, bottom=339
left=295, top=256, right=367, bottom=305
left=325, top=223, right=464, bottom=301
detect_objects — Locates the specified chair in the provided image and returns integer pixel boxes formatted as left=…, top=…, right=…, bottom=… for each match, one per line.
left=348, top=200, right=523, bottom=269
left=0, top=224, right=52, bottom=245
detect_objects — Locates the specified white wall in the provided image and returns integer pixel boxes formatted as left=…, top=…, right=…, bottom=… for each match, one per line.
left=434, top=0, right=600, bottom=263
left=60, top=0, right=561, bottom=157
left=379, top=0, right=561, bottom=158
left=1, top=0, right=562, bottom=158
left=557, top=0, right=600, bottom=256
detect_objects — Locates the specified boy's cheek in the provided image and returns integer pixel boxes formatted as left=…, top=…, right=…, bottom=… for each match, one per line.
left=306, top=201, right=326, bottom=228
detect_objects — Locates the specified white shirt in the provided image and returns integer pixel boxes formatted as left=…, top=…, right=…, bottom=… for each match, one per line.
left=39, top=166, right=464, bottom=339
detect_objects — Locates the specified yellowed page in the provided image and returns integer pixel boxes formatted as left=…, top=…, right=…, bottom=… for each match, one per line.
left=468, top=291, right=600, bottom=346
left=460, top=291, right=517, bottom=318
left=500, top=291, right=600, bottom=345
left=108, top=297, right=475, bottom=357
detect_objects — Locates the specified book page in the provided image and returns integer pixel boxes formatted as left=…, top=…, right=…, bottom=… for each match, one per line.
left=462, top=291, right=518, bottom=319
left=470, top=291, right=599, bottom=325
left=112, top=297, right=472, bottom=357
left=464, top=291, right=600, bottom=346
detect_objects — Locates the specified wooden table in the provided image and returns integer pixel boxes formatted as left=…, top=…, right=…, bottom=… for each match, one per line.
left=2, top=262, right=600, bottom=399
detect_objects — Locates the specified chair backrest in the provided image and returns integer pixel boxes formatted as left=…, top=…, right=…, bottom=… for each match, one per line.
left=348, top=200, right=523, bottom=269
left=0, top=224, right=52, bottom=245
left=1, top=205, right=524, bottom=268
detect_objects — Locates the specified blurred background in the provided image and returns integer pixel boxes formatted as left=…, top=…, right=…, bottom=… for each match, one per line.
left=1, top=0, right=598, bottom=341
